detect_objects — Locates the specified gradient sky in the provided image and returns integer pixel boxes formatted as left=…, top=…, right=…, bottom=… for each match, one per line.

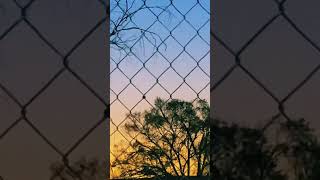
left=110, top=0, right=210, bottom=177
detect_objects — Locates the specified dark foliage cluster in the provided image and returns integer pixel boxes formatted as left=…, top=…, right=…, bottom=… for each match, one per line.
left=49, top=99, right=320, bottom=180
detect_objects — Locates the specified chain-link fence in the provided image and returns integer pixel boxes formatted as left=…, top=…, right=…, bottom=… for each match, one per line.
left=0, top=0, right=107, bottom=179
left=4, top=0, right=319, bottom=179
left=212, top=0, right=320, bottom=178
left=110, top=0, right=210, bottom=178
left=212, top=0, right=320, bottom=131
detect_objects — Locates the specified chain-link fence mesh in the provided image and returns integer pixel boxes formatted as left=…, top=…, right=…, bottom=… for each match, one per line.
left=212, top=0, right=320, bottom=131
left=110, top=0, right=210, bottom=178
left=4, top=0, right=319, bottom=179
left=0, top=0, right=107, bottom=179
left=212, top=0, right=320, bottom=178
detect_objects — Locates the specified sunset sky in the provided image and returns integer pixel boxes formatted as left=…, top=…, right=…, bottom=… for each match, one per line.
left=2, top=0, right=320, bottom=179
left=110, top=0, right=210, bottom=177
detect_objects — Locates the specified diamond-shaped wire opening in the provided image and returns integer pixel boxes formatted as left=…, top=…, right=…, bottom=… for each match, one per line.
left=27, top=72, right=105, bottom=151
left=172, top=83, right=198, bottom=102
left=132, top=68, right=157, bottom=94
left=130, top=36, right=158, bottom=62
left=185, top=35, right=210, bottom=61
left=185, top=3, right=210, bottom=30
left=172, top=52, right=197, bottom=78
left=185, top=67, right=210, bottom=93
left=147, top=21, right=171, bottom=41
left=158, top=5, right=184, bottom=31
left=158, top=36, right=184, bottom=62
left=213, top=68, right=279, bottom=127
left=171, top=20, right=197, bottom=46
left=118, top=55, right=143, bottom=78
left=118, top=84, right=143, bottom=110
left=111, top=47, right=129, bottom=64
left=110, top=69, right=130, bottom=94
left=131, top=7, right=158, bottom=30
left=145, top=52, right=171, bottom=78
left=0, top=22, right=63, bottom=104
left=158, top=68, right=184, bottom=94
left=241, top=17, right=320, bottom=99
left=145, top=84, right=171, bottom=105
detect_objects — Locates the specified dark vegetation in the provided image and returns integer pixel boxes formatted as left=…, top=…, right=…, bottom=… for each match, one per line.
left=49, top=98, right=320, bottom=180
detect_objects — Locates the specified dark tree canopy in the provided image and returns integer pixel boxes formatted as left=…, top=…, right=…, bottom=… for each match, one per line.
left=49, top=98, right=320, bottom=180
left=213, top=117, right=320, bottom=180
left=49, top=157, right=107, bottom=180
left=112, top=98, right=210, bottom=178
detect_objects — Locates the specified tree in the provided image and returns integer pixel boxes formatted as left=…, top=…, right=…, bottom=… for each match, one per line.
left=49, top=157, right=107, bottom=180
left=110, top=0, right=167, bottom=52
left=212, top=116, right=320, bottom=180
left=112, top=98, right=210, bottom=178
left=48, top=99, right=320, bottom=180
left=279, top=119, right=320, bottom=180
left=212, top=118, right=287, bottom=180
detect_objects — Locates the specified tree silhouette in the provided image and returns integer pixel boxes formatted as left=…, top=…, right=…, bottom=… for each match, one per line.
left=110, top=0, right=167, bottom=52
left=48, top=98, right=320, bottom=180
left=112, top=98, right=210, bottom=178
left=213, top=117, right=320, bottom=180
left=49, top=157, right=107, bottom=180
left=212, top=118, right=287, bottom=180
left=279, top=119, right=320, bottom=180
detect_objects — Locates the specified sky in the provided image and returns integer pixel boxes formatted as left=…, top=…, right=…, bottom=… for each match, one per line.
left=110, top=0, right=210, bottom=177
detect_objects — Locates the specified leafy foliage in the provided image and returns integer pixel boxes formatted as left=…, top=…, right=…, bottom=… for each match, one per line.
left=49, top=98, right=320, bottom=180
left=113, top=98, right=210, bottom=177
